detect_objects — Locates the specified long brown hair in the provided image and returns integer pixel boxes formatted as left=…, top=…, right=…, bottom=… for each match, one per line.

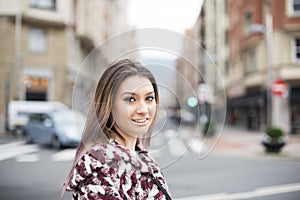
left=62, top=58, right=159, bottom=191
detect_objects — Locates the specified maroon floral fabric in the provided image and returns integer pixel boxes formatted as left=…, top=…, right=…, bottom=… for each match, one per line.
left=65, top=141, right=172, bottom=200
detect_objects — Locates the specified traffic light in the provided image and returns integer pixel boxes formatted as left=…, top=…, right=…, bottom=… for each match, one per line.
left=187, top=96, right=198, bottom=108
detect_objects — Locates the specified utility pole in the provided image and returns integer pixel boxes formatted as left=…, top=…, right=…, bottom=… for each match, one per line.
left=265, top=0, right=273, bottom=127
left=15, top=0, right=22, bottom=100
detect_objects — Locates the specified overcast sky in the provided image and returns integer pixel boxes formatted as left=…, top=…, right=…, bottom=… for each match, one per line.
left=128, top=0, right=203, bottom=34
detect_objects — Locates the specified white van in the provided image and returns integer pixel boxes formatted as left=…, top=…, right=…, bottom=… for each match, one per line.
left=6, top=101, right=69, bottom=134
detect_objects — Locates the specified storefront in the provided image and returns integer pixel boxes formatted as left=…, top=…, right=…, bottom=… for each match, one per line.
left=291, top=87, right=300, bottom=134
left=227, top=91, right=266, bottom=131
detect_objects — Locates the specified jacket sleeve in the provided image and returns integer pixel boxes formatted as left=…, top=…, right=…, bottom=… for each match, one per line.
left=68, top=151, right=124, bottom=200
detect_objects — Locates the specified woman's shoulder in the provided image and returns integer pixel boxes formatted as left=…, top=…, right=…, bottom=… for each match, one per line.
left=85, top=141, right=130, bottom=165
left=84, top=141, right=158, bottom=173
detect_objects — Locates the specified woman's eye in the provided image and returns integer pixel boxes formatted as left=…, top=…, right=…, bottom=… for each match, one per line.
left=124, top=97, right=135, bottom=102
left=146, top=96, right=154, bottom=101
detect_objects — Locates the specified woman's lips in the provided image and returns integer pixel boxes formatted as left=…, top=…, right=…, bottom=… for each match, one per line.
left=132, top=118, right=150, bottom=125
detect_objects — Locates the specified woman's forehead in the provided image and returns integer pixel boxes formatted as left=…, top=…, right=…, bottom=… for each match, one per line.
left=118, top=76, right=154, bottom=94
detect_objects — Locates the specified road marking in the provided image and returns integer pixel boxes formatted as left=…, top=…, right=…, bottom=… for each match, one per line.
left=189, top=139, right=206, bottom=154
left=175, top=182, right=300, bottom=200
left=176, top=193, right=227, bottom=200
left=165, top=129, right=176, bottom=139
left=168, top=137, right=187, bottom=157
left=0, top=141, right=25, bottom=150
left=254, top=182, right=300, bottom=197
left=52, top=148, right=76, bottom=162
left=0, top=143, right=39, bottom=162
left=16, top=153, right=39, bottom=162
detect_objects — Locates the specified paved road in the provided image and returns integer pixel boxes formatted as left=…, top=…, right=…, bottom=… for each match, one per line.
left=0, top=141, right=73, bottom=200
left=0, top=119, right=299, bottom=199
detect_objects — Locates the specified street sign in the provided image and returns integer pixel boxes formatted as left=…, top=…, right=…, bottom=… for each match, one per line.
left=271, top=79, right=287, bottom=96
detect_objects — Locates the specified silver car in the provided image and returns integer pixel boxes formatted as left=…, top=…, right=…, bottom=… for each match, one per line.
left=25, top=110, right=86, bottom=149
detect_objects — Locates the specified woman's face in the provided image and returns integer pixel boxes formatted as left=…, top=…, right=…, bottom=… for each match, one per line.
left=112, top=75, right=157, bottom=139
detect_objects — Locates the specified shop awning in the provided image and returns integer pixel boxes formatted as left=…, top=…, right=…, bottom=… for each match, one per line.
left=228, top=92, right=266, bottom=107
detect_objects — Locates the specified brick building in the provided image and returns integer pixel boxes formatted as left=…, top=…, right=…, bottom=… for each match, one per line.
left=226, top=0, right=300, bottom=133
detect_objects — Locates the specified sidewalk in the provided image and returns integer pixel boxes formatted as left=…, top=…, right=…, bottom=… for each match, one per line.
left=204, top=126, right=300, bottom=161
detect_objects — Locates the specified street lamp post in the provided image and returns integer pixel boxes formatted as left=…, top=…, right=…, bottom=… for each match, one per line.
left=265, top=0, right=273, bottom=128
left=15, top=0, right=22, bottom=100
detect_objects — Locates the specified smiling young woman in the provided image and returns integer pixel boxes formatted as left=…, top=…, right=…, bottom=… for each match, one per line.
left=112, top=75, right=157, bottom=150
left=62, top=59, right=172, bottom=200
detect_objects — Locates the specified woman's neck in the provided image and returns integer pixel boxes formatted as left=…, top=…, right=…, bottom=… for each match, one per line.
left=114, top=135, right=137, bottom=151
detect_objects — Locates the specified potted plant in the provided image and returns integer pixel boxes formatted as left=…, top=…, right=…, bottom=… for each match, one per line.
left=203, top=120, right=216, bottom=137
left=262, top=126, right=286, bottom=153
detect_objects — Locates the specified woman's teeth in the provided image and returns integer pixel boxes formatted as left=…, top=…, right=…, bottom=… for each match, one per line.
left=133, top=118, right=147, bottom=123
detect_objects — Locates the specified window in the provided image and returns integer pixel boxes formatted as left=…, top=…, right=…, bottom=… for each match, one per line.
left=293, top=0, right=300, bottom=11
left=243, top=49, right=256, bottom=73
left=249, top=50, right=256, bottom=72
left=28, top=28, right=47, bottom=53
left=29, top=0, right=56, bottom=10
left=287, top=0, right=300, bottom=15
left=244, top=11, right=253, bottom=35
left=295, top=38, right=300, bottom=61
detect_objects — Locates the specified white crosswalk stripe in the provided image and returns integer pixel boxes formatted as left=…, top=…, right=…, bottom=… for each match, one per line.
left=51, top=149, right=76, bottom=162
left=0, top=142, right=39, bottom=162
left=0, top=141, right=77, bottom=162
left=16, top=153, right=39, bottom=162
left=149, top=129, right=209, bottom=158
left=0, top=129, right=206, bottom=163
left=168, top=137, right=187, bottom=156
left=0, top=141, right=24, bottom=150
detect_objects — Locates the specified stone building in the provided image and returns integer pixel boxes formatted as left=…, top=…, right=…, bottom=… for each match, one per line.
left=0, top=0, right=74, bottom=109
left=186, top=0, right=300, bottom=133
left=176, top=0, right=228, bottom=125
left=0, top=0, right=129, bottom=132
left=69, top=0, right=129, bottom=114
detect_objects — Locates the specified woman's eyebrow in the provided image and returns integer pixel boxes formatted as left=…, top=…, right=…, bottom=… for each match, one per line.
left=145, top=91, right=155, bottom=95
left=121, top=92, right=136, bottom=96
left=121, top=91, right=154, bottom=96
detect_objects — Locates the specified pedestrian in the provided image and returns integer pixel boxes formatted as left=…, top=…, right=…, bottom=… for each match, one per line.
left=62, top=59, right=172, bottom=200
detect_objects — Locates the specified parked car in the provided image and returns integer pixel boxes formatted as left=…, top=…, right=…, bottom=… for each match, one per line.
left=6, top=100, right=69, bottom=135
left=25, top=110, right=86, bottom=149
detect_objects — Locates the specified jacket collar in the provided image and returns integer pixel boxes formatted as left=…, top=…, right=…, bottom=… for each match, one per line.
left=89, top=141, right=159, bottom=174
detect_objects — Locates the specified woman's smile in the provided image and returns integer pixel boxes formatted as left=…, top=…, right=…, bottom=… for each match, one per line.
left=132, top=117, right=150, bottom=125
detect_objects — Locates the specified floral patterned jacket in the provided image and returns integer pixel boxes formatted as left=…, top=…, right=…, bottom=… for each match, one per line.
left=65, top=141, right=172, bottom=200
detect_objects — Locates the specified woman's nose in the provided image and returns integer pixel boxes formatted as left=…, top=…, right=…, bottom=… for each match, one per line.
left=136, top=101, right=148, bottom=114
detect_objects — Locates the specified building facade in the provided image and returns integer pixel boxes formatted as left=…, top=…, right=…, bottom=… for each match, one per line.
left=176, top=0, right=228, bottom=125
left=0, top=0, right=74, bottom=110
left=69, top=0, right=129, bottom=114
left=200, top=0, right=228, bottom=124
left=226, top=0, right=300, bottom=134
left=0, top=0, right=129, bottom=132
left=175, top=16, right=204, bottom=126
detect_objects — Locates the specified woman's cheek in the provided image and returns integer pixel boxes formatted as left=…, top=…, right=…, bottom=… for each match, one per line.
left=126, top=105, right=136, bottom=116
left=150, top=103, right=157, bottom=115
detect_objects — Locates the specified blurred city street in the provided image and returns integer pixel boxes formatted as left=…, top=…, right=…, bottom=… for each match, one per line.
left=1, top=0, right=300, bottom=199
left=0, top=117, right=300, bottom=200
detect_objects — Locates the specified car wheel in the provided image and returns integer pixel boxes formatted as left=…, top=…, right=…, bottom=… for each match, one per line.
left=51, top=136, right=61, bottom=149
